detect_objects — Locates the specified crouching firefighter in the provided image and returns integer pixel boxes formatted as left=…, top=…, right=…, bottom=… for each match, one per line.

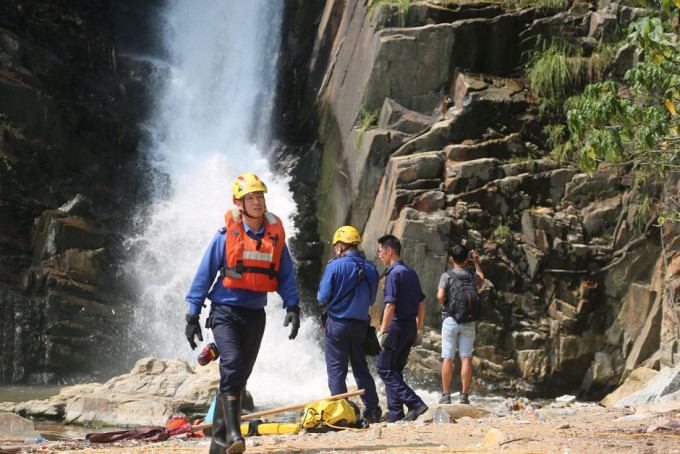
left=184, top=173, right=301, bottom=454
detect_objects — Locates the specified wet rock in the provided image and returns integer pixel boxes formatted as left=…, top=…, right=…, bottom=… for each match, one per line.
left=0, top=358, right=219, bottom=426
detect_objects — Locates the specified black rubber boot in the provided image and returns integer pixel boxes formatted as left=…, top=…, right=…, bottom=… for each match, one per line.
left=224, top=392, right=245, bottom=453
left=209, top=393, right=227, bottom=454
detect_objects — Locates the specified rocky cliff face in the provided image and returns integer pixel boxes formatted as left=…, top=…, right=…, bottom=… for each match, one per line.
left=2, top=0, right=678, bottom=401
left=0, top=0, right=143, bottom=383
left=281, top=0, right=680, bottom=398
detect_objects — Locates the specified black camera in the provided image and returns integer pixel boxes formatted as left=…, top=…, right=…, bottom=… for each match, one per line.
left=198, top=342, right=220, bottom=366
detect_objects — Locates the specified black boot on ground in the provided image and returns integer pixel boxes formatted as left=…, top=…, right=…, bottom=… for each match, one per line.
left=224, top=392, right=245, bottom=453
left=209, top=393, right=227, bottom=454
left=209, top=392, right=246, bottom=454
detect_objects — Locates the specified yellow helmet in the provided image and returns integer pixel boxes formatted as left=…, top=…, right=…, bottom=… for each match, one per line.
left=333, top=226, right=362, bottom=245
left=232, top=173, right=267, bottom=200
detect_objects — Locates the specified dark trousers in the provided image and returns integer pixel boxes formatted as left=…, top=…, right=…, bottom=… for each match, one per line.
left=211, top=304, right=266, bottom=394
left=376, top=319, right=424, bottom=420
left=325, top=317, right=380, bottom=413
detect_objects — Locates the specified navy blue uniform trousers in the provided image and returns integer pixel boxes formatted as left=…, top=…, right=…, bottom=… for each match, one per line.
left=377, top=318, right=425, bottom=420
left=325, top=317, right=380, bottom=413
left=211, top=304, right=266, bottom=394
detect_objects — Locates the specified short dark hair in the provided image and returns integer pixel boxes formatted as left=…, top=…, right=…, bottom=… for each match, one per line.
left=448, top=244, right=468, bottom=264
left=378, top=234, right=401, bottom=255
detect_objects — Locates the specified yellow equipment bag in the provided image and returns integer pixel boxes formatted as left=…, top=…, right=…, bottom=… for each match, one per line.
left=300, top=398, right=359, bottom=430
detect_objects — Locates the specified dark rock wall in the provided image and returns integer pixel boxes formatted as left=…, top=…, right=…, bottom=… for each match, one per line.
left=0, top=0, right=142, bottom=383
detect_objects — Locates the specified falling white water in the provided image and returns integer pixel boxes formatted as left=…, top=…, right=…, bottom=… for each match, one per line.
left=127, top=0, right=328, bottom=406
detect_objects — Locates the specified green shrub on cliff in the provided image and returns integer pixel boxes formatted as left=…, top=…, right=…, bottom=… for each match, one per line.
left=560, top=2, right=680, bottom=223
left=492, top=217, right=513, bottom=248
left=524, top=39, right=615, bottom=108
left=0, top=114, right=23, bottom=139
left=499, top=0, right=569, bottom=14
left=368, top=0, right=417, bottom=27
left=355, top=108, right=379, bottom=150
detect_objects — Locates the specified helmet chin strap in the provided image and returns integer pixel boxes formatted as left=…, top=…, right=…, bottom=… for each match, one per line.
left=336, top=244, right=352, bottom=257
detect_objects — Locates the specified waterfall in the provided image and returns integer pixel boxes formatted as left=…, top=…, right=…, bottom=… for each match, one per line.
left=127, top=0, right=328, bottom=405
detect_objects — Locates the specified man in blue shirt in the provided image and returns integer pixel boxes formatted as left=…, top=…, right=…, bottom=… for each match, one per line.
left=317, top=226, right=382, bottom=423
left=376, top=234, right=428, bottom=423
left=185, top=173, right=300, bottom=454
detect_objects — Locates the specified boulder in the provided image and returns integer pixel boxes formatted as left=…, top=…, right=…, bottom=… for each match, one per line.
left=0, top=358, right=219, bottom=426
left=445, top=133, right=520, bottom=162
left=581, top=195, right=622, bottom=240
left=31, top=209, right=107, bottom=263
left=378, top=98, right=434, bottom=135
left=516, top=349, right=548, bottom=381
left=444, top=158, right=504, bottom=194
left=0, top=413, right=41, bottom=441
left=617, top=282, right=657, bottom=356
left=581, top=351, right=615, bottom=393
left=607, top=363, right=680, bottom=408
left=612, top=43, right=642, bottom=77
left=424, top=404, right=489, bottom=420
left=588, top=4, right=619, bottom=42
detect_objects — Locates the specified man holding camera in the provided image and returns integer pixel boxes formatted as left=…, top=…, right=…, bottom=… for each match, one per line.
left=437, top=244, right=484, bottom=405
left=184, top=173, right=300, bottom=454
left=317, top=226, right=382, bottom=423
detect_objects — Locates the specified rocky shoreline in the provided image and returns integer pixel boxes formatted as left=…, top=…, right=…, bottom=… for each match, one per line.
left=1, top=358, right=680, bottom=453
left=3, top=397, right=680, bottom=454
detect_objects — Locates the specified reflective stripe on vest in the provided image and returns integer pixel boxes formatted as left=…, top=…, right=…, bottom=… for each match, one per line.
left=243, top=251, right=274, bottom=262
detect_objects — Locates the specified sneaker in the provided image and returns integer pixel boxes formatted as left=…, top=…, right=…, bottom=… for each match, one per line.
left=364, top=407, right=382, bottom=424
left=438, top=393, right=451, bottom=404
left=403, top=404, right=428, bottom=422
left=459, top=393, right=470, bottom=405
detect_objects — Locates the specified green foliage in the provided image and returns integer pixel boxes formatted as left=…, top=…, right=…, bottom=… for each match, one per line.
left=355, top=108, right=380, bottom=150
left=368, top=0, right=417, bottom=26
left=634, top=192, right=652, bottom=231
left=562, top=1, right=680, bottom=221
left=492, top=217, right=513, bottom=248
left=563, top=19, right=679, bottom=175
left=0, top=152, right=13, bottom=174
left=524, top=39, right=615, bottom=108
left=0, top=114, right=24, bottom=138
left=499, top=0, right=569, bottom=14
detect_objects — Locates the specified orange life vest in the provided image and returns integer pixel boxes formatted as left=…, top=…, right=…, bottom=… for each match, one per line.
left=221, top=209, right=285, bottom=292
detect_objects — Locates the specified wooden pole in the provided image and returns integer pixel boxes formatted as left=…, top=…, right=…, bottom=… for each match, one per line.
left=191, top=389, right=365, bottom=431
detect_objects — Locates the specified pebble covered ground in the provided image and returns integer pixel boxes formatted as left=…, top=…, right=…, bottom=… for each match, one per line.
left=4, top=400, right=680, bottom=454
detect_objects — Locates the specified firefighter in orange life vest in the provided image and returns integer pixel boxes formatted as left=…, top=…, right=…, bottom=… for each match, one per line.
left=185, top=173, right=301, bottom=454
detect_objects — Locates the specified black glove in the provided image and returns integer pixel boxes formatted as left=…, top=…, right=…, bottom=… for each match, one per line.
left=185, top=314, right=203, bottom=350
left=320, top=311, right=328, bottom=329
left=283, top=306, right=300, bottom=340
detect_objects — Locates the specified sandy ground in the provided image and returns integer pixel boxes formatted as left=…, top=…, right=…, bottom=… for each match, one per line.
left=4, top=401, right=680, bottom=454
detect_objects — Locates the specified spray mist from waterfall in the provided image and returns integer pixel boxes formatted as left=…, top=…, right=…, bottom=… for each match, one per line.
left=126, top=0, right=328, bottom=405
